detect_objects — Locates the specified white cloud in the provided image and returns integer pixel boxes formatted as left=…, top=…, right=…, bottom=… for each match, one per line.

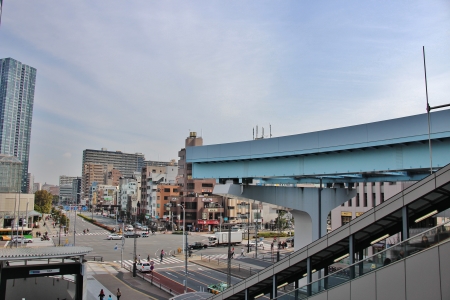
left=0, top=1, right=448, bottom=183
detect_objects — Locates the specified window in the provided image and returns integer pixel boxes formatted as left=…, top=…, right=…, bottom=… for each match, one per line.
left=157, top=204, right=160, bottom=208
left=164, top=196, right=168, bottom=200
left=202, top=183, right=214, bottom=187
left=173, top=189, right=178, bottom=192
left=363, top=193, right=367, bottom=207
left=164, top=188, right=170, bottom=192
left=341, top=216, right=351, bottom=226
left=157, top=196, right=160, bottom=200
left=348, top=199, right=352, bottom=207
left=356, top=194, right=360, bottom=207
left=187, top=183, right=195, bottom=190
left=185, top=212, right=197, bottom=219
left=185, top=202, right=197, bottom=209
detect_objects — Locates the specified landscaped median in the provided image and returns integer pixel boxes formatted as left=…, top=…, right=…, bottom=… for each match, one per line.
left=77, top=214, right=115, bottom=232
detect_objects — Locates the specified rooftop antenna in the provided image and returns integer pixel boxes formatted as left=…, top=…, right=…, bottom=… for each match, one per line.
left=256, top=125, right=258, bottom=140
left=262, top=127, right=265, bottom=138
left=253, top=128, right=255, bottom=140
left=423, top=46, right=450, bottom=175
left=270, top=124, right=272, bottom=138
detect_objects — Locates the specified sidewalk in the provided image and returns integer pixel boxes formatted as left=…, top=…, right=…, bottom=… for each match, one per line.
left=86, top=262, right=172, bottom=300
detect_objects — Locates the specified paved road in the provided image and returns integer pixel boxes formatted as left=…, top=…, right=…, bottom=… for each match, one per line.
left=66, top=212, right=295, bottom=293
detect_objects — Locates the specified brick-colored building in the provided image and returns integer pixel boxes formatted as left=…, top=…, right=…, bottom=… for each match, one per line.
left=170, top=132, right=225, bottom=231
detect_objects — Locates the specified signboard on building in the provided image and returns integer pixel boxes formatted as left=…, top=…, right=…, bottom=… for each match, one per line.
left=104, top=196, right=113, bottom=202
left=208, top=208, right=218, bottom=212
left=29, top=269, right=60, bottom=275
left=341, top=212, right=352, bottom=217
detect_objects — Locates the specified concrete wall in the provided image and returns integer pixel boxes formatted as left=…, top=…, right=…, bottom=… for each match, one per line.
left=308, top=240, right=450, bottom=300
left=0, top=193, right=34, bottom=212
left=6, top=276, right=76, bottom=300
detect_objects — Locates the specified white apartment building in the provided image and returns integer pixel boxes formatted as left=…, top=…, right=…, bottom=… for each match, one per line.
left=331, top=181, right=416, bottom=231
left=145, top=166, right=177, bottom=219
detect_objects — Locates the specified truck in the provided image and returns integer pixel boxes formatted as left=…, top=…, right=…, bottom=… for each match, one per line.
left=208, top=231, right=242, bottom=246
left=207, top=282, right=228, bottom=294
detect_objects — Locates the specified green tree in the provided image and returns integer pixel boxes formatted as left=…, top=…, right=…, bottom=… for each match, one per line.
left=34, top=190, right=53, bottom=214
left=60, top=214, right=70, bottom=228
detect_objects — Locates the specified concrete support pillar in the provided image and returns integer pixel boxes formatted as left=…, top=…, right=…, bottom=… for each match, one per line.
left=349, top=234, right=355, bottom=280
left=272, top=274, right=277, bottom=299
left=402, top=206, right=409, bottom=241
left=306, top=257, right=312, bottom=296
left=245, top=288, right=249, bottom=300
left=291, top=210, right=312, bottom=251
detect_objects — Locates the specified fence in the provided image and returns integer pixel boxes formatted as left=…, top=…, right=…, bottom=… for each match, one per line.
left=122, top=262, right=193, bottom=296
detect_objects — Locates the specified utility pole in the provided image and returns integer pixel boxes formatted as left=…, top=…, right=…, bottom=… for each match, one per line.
left=227, top=223, right=232, bottom=287
left=121, top=222, right=125, bottom=268
left=133, top=225, right=137, bottom=277
left=74, top=205, right=77, bottom=246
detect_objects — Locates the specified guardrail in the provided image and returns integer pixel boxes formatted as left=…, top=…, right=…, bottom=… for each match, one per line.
left=85, top=256, right=104, bottom=262
left=199, top=254, right=263, bottom=276
left=121, top=262, right=189, bottom=296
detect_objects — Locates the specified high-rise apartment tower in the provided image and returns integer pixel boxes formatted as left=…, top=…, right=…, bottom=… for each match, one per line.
left=0, top=58, right=36, bottom=192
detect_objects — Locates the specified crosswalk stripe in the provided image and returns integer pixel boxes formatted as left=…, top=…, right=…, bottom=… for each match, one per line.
left=119, top=258, right=183, bottom=267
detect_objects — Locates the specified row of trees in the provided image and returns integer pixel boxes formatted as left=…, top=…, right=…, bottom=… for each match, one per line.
left=34, top=190, right=53, bottom=214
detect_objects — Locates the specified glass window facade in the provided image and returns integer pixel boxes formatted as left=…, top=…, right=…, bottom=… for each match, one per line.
left=0, top=58, right=36, bottom=193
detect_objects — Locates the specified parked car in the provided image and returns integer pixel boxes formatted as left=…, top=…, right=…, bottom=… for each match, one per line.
left=141, top=232, right=149, bottom=238
left=133, top=223, right=142, bottom=230
left=125, top=225, right=134, bottom=231
left=141, top=226, right=149, bottom=231
left=189, top=242, right=208, bottom=250
left=107, top=234, right=123, bottom=240
left=136, top=262, right=151, bottom=272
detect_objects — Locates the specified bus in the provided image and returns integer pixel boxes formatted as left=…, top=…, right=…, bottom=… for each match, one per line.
left=0, top=228, right=33, bottom=240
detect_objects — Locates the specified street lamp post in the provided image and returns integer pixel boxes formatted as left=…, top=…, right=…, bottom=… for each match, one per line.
left=177, top=204, right=188, bottom=293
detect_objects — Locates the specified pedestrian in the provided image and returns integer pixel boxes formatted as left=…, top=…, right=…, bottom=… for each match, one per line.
left=116, top=288, right=121, bottom=300
left=160, top=249, right=164, bottom=262
left=98, top=289, right=105, bottom=300
left=232, top=247, right=235, bottom=258
left=147, top=254, right=150, bottom=262
left=241, top=247, right=245, bottom=257
left=107, top=295, right=112, bottom=300
left=271, top=242, right=274, bottom=252
left=138, top=254, right=141, bottom=263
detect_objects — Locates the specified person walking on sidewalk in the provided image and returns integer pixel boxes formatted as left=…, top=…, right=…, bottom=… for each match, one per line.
left=241, top=247, right=245, bottom=257
left=116, top=288, right=121, bottom=300
left=160, top=249, right=164, bottom=262
left=147, top=254, right=150, bottom=262
left=98, top=289, right=105, bottom=300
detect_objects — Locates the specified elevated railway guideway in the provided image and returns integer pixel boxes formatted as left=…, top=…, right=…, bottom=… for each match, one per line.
left=187, top=110, right=450, bottom=250
left=208, top=164, right=450, bottom=300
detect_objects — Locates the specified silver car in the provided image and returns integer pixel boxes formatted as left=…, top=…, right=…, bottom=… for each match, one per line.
left=107, top=234, right=123, bottom=240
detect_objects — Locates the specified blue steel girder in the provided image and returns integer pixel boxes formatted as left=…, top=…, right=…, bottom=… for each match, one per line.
left=191, top=139, right=450, bottom=184
left=188, top=110, right=450, bottom=183
left=257, top=172, right=429, bottom=185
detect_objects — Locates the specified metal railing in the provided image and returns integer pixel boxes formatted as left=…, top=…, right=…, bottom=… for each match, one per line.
left=275, top=220, right=450, bottom=299
left=199, top=254, right=264, bottom=276
left=84, top=256, right=104, bottom=262
left=121, top=262, right=180, bottom=296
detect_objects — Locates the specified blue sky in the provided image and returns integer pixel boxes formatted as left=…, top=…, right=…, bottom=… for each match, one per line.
left=0, top=1, right=449, bottom=185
